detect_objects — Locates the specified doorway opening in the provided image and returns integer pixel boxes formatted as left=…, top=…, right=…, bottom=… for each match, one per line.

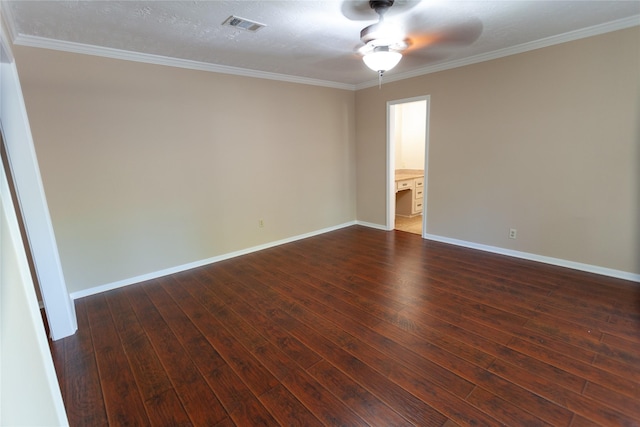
left=387, top=96, right=430, bottom=236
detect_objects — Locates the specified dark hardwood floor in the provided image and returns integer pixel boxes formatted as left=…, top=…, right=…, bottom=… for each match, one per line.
left=49, top=226, right=640, bottom=426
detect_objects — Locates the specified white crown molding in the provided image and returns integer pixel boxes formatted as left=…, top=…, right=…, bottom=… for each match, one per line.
left=6, top=13, right=640, bottom=91
left=11, top=34, right=357, bottom=91
left=355, top=14, right=640, bottom=90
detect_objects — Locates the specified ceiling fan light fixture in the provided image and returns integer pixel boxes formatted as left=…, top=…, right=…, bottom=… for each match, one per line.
left=362, top=46, right=402, bottom=72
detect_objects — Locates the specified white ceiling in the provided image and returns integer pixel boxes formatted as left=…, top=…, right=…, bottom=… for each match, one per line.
left=3, top=1, right=640, bottom=89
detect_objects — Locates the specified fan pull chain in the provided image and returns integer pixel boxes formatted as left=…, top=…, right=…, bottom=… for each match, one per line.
left=378, top=70, right=383, bottom=89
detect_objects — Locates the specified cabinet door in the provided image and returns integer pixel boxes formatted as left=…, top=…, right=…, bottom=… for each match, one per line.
left=396, top=179, right=414, bottom=192
left=413, top=198, right=424, bottom=214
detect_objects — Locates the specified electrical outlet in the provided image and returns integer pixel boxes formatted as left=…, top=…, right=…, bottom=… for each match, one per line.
left=509, top=228, right=517, bottom=239
left=259, top=219, right=264, bottom=228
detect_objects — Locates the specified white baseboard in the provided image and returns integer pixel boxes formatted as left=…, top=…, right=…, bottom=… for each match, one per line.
left=69, top=221, right=638, bottom=300
left=354, top=222, right=639, bottom=282
left=423, top=233, right=640, bottom=283
left=355, top=220, right=390, bottom=231
left=70, top=221, right=357, bottom=300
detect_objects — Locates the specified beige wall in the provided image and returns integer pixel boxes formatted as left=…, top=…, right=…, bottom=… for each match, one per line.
left=12, top=26, right=640, bottom=294
left=14, top=47, right=356, bottom=293
left=394, top=101, right=427, bottom=170
left=356, top=27, right=639, bottom=275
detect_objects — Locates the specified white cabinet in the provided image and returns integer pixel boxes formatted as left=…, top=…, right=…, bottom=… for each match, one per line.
left=396, top=179, right=414, bottom=192
left=395, top=175, right=424, bottom=217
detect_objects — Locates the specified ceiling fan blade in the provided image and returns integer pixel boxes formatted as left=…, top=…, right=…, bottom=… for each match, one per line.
left=341, top=0, right=421, bottom=21
left=401, top=10, right=483, bottom=53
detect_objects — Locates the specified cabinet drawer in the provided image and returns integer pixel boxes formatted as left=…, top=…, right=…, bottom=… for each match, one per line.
left=413, top=199, right=424, bottom=213
left=414, top=177, right=424, bottom=188
left=396, top=179, right=414, bottom=191
left=415, top=187, right=424, bottom=199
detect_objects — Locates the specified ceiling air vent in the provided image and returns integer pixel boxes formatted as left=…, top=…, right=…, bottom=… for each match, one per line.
left=222, top=15, right=266, bottom=32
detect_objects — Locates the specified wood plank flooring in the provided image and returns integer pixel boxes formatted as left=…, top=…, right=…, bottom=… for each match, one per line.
left=49, top=226, right=640, bottom=426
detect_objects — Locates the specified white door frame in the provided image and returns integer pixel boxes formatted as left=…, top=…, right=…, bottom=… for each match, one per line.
left=1, top=23, right=76, bottom=340
left=386, top=95, right=431, bottom=236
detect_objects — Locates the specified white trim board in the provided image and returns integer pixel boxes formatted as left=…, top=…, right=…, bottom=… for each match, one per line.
left=355, top=220, right=388, bottom=231
left=72, top=221, right=638, bottom=302
left=423, top=233, right=640, bottom=283
left=357, top=222, right=639, bottom=283
left=9, top=15, right=639, bottom=92
left=355, top=15, right=640, bottom=90
left=70, top=221, right=357, bottom=300
left=11, top=34, right=355, bottom=91
left=1, top=20, right=77, bottom=340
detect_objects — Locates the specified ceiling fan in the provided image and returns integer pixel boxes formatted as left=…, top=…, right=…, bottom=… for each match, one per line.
left=343, top=0, right=484, bottom=83
left=357, top=0, right=410, bottom=75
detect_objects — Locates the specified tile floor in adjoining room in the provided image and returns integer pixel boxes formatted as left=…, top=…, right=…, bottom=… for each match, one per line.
left=394, top=215, right=422, bottom=235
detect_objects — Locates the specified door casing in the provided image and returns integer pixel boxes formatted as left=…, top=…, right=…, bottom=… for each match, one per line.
left=386, top=95, right=431, bottom=236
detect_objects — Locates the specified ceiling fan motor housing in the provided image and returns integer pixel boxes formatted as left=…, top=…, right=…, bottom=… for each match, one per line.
left=370, top=0, right=395, bottom=16
left=360, top=0, right=403, bottom=49
left=360, top=22, right=402, bottom=46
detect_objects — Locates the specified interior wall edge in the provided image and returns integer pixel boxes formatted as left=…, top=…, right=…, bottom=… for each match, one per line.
left=354, top=220, right=389, bottom=231
left=1, top=12, right=77, bottom=340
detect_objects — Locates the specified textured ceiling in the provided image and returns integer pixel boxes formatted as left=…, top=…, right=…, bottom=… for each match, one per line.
left=3, top=1, right=640, bottom=88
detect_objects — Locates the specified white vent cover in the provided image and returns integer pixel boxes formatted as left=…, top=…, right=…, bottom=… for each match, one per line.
left=222, top=15, right=266, bottom=32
